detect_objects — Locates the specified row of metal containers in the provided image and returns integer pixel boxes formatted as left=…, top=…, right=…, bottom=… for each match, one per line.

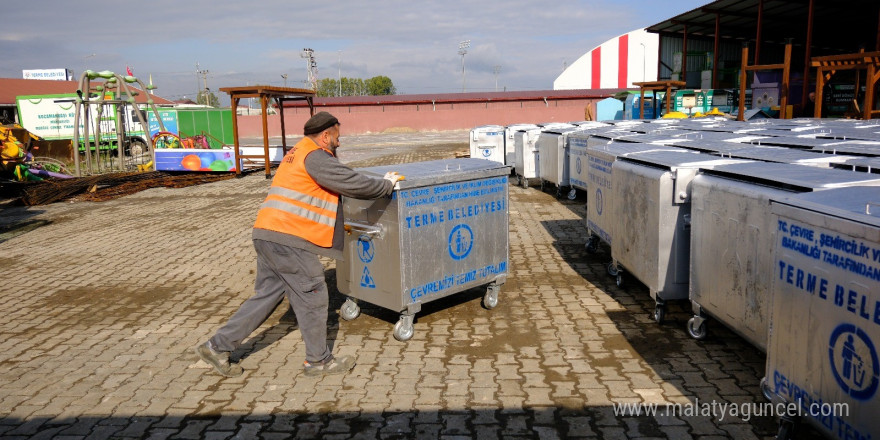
left=580, top=131, right=879, bottom=440
left=474, top=117, right=880, bottom=439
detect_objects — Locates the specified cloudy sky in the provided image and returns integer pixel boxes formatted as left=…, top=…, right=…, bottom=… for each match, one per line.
left=3, top=0, right=706, bottom=103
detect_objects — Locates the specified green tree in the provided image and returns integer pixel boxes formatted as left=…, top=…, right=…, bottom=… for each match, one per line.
left=365, top=76, right=396, bottom=95
left=317, top=78, right=339, bottom=97
left=196, top=90, right=220, bottom=107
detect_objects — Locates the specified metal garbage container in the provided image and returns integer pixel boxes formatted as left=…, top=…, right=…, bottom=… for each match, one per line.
left=537, top=127, right=585, bottom=199
left=562, top=127, right=613, bottom=197
left=688, top=163, right=880, bottom=349
left=611, top=150, right=747, bottom=323
left=762, top=186, right=880, bottom=440
left=583, top=142, right=688, bottom=267
left=504, top=124, right=538, bottom=168
left=512, top=123, right=572, bottom=189
left=469, top=125, right=505, bottom=165
left=337, top=158, right=510, bottom=341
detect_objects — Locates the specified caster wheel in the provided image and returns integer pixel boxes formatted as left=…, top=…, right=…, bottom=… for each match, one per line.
left=585, top=241, right=597, bottom=254
left=760, top=377, right=773, bottom=401
left=340, top=299, right=360, bottom=321
left=483, top=285, right=499, bottom=309
left=567, top=189, right=577, bottom=200
left=686, top=317, right=707, bottom=340
left=521, top=177, right=529, bottom=189
left=540, top=180, right=546, bottom=191
left=777, top=420, right=794, bottom=440
left=393, top=317, right=414, bottom=341
left=615, top=273, right=624, bottom=288
left=607, top=262, right=619, bottom=277
left=517, top=175, right=523, bottom=187
left=653, top=305, right=666, bottom=324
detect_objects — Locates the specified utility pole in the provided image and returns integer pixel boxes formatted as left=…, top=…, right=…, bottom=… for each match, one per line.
left=493, top=65, right=501, bottom=92
left=338, top=50, right=342, bottom=97
left=459, top=40, right=470, bottom=93
left=300, top=48, right=318, bottom=92
left=196, top=62, right=209, bottom=105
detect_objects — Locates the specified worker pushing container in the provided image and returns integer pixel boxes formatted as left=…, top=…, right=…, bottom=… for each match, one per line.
left=762, top=186, right=880, bottom=440
left=688, top=162, right=880, bottom=349
left=469, top=125, right=506, bottom=165
left=336, top=158, right=510, bottom=341
left=611, top=150, right=747, bottom=323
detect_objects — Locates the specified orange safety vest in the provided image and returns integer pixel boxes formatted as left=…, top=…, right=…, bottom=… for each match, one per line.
left=253, top=137, right=339, bottom=247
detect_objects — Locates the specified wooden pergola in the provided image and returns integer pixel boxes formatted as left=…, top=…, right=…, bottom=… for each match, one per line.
left=632, top=80, right=687, bottom=118
left=737, top=42, right=792, bottom=121
left=220, top=85, right=315, bottom=178
left=812, top=51, right=880, bottom=119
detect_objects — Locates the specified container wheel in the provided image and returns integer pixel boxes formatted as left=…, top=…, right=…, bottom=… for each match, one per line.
left=567, top=188, right=577, bottom=200
left=393, top=316, right=414, bottom=341
left=585, top=240, right=597, bottom=254
left=555, top=188, right=563, bottom=198
left=615, top=273, right=624, bottom=288
left=521, top=177, right=529, bottom=189
left=653, top=304, right=666, bottom=324
left=340, top=299, right=360, bottom=321
left=607, top=262, right=619, bottom=277
left=776, top=419, right=794, bottom=440
left=760, top=377, right=773, bottom=401
left=483, top=285, right=499, bottom=310
left=686, top=316, right=707, bottom=340
left=540, top=180, right=546, bottom=191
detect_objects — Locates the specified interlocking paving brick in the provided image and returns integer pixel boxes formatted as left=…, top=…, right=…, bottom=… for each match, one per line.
left=0, top=131, right=828, bottom=439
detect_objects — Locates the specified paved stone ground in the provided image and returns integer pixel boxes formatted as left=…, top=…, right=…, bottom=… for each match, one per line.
left=0, top=131, right=822, bottom=439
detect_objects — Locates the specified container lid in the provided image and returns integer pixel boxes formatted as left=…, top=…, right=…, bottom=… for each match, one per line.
left=472, top=125, right=505, bottom=131
left=749, top=136, right=838, bottom=148
left=838, top=156, right=880, bottom=169
left=588, top=142, right=689, bottom=157
left=356, top=158, right=510, bottom=189
left=702, top=161, right=880, bottom=191
left=715, top=146, right=855, bottom=165
left=812, top=141, right=880, bottom=156
left=772, top=186, right=880, bottom=227
left=620, top=150, right=748, bottom=170
left=668, top=138, right=753, bottom=153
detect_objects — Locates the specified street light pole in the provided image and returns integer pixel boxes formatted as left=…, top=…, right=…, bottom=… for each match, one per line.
left=338, top=50, right=342, bottom=97
left=493, top=65, right=501, bottom=92
left=459, top=40, right=470, bottom=93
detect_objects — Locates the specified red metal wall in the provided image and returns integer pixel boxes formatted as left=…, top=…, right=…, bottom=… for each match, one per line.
left=233, top=97, right=601, bottom=137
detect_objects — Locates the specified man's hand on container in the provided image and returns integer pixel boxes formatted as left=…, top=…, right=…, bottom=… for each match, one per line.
left=383, top=171, right=405, bottom=189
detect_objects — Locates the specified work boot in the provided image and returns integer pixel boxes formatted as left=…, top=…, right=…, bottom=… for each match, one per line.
left=195, top=341, right=243, bottom=377
left=303, top=355, right=356, bottom=377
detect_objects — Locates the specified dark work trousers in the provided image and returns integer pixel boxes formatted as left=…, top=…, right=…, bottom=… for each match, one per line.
left=210, top=239, right=332, bottom=364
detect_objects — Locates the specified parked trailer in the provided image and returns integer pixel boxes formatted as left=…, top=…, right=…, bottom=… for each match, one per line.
left=337, top=158, right=509, bottom=341
left=611, top=151, right=747, bottom=323
left=763, top=186, right=880, bottom=440
left=469, top=125, right=506, bottom=165
left=688, top=162, right=880, bottom=349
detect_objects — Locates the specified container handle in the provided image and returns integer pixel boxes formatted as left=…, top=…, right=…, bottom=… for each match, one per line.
left=343, top=221, right=383, bottom=238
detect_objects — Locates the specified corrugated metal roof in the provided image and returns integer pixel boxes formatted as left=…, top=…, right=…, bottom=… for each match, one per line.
left=0, top=77, right=175, bottom=106
left=646, top=0, right=880, bottom=54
